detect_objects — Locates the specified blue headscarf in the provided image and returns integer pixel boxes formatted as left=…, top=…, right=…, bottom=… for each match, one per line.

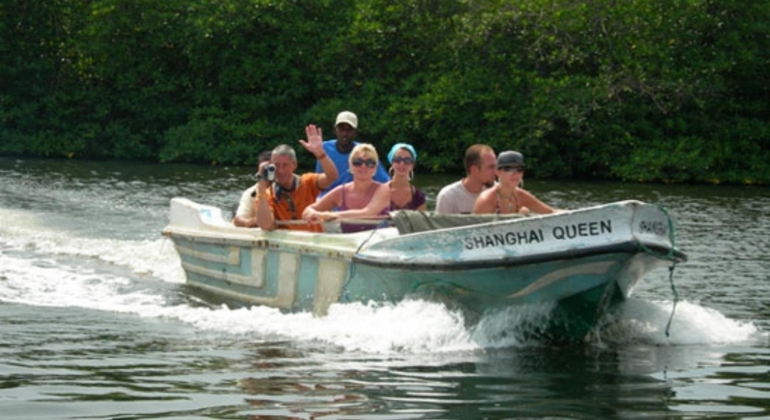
left=387, top=143, right=418, bottom=164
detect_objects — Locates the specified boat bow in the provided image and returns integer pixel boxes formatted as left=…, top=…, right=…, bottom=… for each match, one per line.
left=353, top=200, right=686, bottom=270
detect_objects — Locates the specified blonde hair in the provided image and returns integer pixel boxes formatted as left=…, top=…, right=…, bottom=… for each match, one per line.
left=348, top=143, right=379, bottom=167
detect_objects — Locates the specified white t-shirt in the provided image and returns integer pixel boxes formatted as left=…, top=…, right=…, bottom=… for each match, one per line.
left=235, top=186, right=257, bottom=219
left=435, top=180, right=488, bottom=214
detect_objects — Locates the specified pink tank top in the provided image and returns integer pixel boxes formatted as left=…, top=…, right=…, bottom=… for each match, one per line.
left=339, top=182, right=389, bottom=233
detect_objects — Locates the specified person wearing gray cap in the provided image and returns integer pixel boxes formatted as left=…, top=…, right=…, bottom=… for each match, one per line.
left=315, top=111, right=389, bottom=196
left=473, top=150, right=557, bottom=215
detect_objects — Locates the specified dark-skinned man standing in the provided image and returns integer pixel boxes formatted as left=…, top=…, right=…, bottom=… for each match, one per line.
left=315, top=111, right=389, bottom=196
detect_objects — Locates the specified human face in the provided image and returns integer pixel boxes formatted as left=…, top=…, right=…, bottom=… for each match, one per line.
left=390, top=149, right=414, bottom=177
left=271, top=155, right=297, bottom=187
left=334, top=123, right=358, bottom=152
left=497, top=165, right=524, bottom=185
left=350, top=153, right=377, bottom=179
left=474, top=151, right=498, bottom=186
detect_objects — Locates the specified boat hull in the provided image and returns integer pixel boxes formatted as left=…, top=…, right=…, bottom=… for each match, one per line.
left=161, top=198, right=686, bottom=340
left=166, top=230, right=359, bottom=315
left=345, top=250, right=666, bottom=338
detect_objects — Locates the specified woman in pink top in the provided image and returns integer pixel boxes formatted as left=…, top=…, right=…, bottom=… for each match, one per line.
left=303, top=143, right=390, bottom=232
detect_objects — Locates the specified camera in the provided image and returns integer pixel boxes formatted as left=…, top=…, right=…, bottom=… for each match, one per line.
left=260, top=164, right=276, bottom=182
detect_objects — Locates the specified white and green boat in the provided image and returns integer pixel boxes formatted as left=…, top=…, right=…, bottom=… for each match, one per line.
left=162, top=198, right=686, bottom=340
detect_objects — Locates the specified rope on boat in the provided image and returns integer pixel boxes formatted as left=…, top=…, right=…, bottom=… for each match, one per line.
left=339, top=225, right=384, bottom=303
left=665, top=264, right=680, bottom=338
left=637, top=205, right=681, bottom=338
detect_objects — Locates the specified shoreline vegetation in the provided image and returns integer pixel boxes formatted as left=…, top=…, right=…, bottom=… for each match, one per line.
left=2, top=1, right=768, bottom=185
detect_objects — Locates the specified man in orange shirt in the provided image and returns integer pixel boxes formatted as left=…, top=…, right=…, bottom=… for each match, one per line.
left=256, top=124, right=338, bottom=232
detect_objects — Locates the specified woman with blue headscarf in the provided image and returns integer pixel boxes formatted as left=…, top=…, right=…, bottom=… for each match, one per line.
left=387, top=143, right=426, bottom=211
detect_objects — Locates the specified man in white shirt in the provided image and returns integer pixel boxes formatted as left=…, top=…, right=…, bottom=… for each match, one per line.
left=233, top=150, right=273, bottom=227
left=435, top=144, right=497, bottom=214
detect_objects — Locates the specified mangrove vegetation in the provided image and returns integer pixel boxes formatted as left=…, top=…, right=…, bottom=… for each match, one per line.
left=1, top=0, right=768, bottom=183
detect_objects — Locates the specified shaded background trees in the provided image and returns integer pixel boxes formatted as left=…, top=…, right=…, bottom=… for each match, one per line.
left=1, top=0, right=768, bottom=183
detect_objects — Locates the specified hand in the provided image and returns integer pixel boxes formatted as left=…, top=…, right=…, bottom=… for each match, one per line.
left=299, top=124, right=324, bottom=157
left=303, top=207, right=321, bottom=224
left=303, top=208, right=335, bottom=224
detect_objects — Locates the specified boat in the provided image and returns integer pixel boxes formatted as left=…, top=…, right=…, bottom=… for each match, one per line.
left=161, top=198, right=686, bottom=340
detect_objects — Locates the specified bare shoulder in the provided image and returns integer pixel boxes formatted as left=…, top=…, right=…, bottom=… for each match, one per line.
left=478, top=187, right=497, bottom=201
left=473, top=188, right=497, bottom=213
left=516, top=187, right=555, bottom=213
left=516, top=187, right=537, bottom=199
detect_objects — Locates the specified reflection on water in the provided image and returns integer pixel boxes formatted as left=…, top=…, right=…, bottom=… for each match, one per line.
left=0, top=157, right=769, bottom=419
left=232, top=341, right=770, bottom=419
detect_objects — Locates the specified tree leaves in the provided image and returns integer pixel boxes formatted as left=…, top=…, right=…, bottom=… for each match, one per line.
left=1, top=0, right=767, bottom=184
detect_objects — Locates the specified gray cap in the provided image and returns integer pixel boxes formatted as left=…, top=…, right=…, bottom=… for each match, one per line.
left=497, top=151, right=525, bottom=168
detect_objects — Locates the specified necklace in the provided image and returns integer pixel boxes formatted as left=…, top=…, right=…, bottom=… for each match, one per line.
left=496, top=187, right=518, bottom=213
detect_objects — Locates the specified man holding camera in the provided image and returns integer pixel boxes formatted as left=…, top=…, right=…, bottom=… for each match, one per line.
left=256, top=124, right=338, bottom=232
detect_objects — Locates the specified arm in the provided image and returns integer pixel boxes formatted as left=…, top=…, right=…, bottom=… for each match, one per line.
left=517, top=189, right=557, bottom=214
left=316, top=154, right=338, bottom=190
left=302, top=186, right=342, bottom=224
left=256, top=162, right=277, bottom=230
left=315, top=142, right=332, bottom=173
left=299, top=124, right=339, bottom=190
left=300, top=124, right=337, bottom=189
left=334, top=183, right=391, bottom=219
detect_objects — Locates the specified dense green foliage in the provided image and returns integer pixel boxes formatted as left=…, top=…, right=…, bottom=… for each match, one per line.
left=2, top=0, right=768, bottom=183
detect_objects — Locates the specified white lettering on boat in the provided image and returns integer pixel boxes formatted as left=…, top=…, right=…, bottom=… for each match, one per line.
left=552, top=220, right=612, bottom=240
left=462, top=219, right=613, bottom=250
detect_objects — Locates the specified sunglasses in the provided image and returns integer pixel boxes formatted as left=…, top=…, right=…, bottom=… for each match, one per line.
left=391, top=156, right=414, bottom=165
left=352, top=158, right=377, bottom=168
left=499, top=166, right=524, bottom=173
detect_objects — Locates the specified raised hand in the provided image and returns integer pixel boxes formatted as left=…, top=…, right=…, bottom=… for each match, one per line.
left=298, top=124, right=324, bottom=157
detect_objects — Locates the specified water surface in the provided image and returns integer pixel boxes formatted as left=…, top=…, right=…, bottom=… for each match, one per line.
left=1, top=157, right=768, bottom=419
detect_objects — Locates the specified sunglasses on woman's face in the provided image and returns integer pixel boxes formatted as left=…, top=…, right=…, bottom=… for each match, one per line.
left=499, top=166, right=524, bottom=174
left=391, top=156, right=413, bottom=165
left=352, top=158, right=377, bottom=168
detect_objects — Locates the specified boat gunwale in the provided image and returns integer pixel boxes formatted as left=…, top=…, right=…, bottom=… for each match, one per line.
left=351, top=240, right=686, bottom=271
left=161, top=227, right=367, bottom=260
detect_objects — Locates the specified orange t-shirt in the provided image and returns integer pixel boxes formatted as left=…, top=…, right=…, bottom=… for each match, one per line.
left=263, top=173, right=323, bottom=232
